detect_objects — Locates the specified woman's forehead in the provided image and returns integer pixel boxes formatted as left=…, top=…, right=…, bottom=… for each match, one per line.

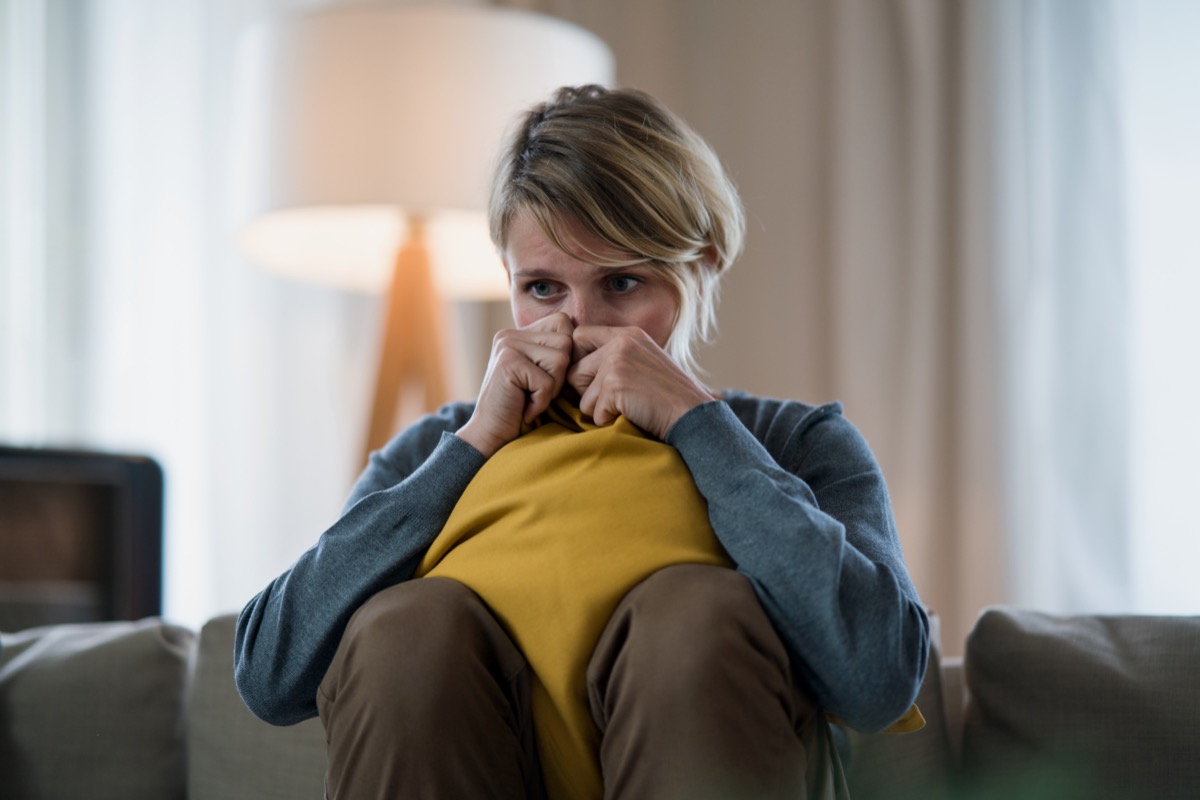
left=505, top=210, right=636, bottom=268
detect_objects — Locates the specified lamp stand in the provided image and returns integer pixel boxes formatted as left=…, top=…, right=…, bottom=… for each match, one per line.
left=364, top=216, right=448, bottom=464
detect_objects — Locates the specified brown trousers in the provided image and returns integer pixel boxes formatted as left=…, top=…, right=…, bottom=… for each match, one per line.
left=317, top=564, right=844, bottom=799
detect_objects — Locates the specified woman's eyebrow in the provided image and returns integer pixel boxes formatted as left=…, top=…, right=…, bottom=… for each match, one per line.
left=510, top=264, right=609, bottom=279
left=509, top=267, right=559, bottom=279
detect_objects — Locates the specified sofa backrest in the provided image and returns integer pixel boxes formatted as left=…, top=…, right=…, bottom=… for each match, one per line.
left=0, top=618, right=193, bottom=799
left=8, top=605, right=1196, bottom=800
left=0, top=614, right=328, bottom=800
left=961, top=607, right=1200, bottom=800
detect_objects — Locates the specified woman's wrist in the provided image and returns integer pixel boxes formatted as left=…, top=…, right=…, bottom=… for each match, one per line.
left=455, top=419, right=512, bottom=460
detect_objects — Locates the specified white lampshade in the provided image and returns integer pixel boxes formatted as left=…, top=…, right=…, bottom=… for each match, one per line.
left=233, top=4, right=614, bottom=298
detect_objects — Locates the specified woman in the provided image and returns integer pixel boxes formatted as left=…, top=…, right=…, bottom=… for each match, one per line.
left=234, top=85, right=929, bottom=800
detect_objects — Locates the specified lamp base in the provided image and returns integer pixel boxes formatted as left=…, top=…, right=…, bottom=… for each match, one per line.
left=364, top=217, right=447, bottom=464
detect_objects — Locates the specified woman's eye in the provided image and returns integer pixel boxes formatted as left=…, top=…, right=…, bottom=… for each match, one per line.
left=527, top=281, right=555, bottom=298
left=608, top=275, right=640, bottom=293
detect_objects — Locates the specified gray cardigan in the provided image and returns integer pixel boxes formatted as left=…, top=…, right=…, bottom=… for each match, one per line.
left=234, top=391, right=929, bottom=733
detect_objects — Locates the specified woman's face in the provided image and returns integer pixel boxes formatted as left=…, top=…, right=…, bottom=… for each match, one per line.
left=504, top=212, right=679, bottom=347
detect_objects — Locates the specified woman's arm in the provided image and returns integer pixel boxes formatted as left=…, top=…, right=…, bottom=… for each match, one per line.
left=233, top=403, right=482, bottom=726
left=667, top=395, right=929, bottom=733
left=237, top=310, right=576, bottom=726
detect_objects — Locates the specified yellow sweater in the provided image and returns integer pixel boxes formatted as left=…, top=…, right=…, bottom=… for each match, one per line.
left=416, top=398, right=922, bottom=800
left=417, top=399, right=728, bottom=799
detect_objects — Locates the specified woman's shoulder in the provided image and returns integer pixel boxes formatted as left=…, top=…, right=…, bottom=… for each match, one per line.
left=718, top=389, right=874, bottom=470
left=719, top=388, right=844, bottom=436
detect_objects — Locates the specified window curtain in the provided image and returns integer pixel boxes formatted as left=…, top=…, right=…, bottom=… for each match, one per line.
left=833, top=0, right=1134, bottom=633
left=1118, top=0, right=1200, bottom=612
left=1, top=0, right=380, bottom=629
left=965, top=0, right=1130, bottom=615
left=828, top=0, right=1131, bottom=639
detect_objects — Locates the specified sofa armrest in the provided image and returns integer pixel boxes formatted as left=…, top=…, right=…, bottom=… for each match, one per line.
left=843, top=611, right=956, bottom=799
left=186, top=613, right=327, bottom=800
left=940, top=655, right=964, bottom=760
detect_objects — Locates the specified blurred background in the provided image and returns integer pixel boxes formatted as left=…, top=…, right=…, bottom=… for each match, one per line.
left=1, top=0, right=1196, bottom=651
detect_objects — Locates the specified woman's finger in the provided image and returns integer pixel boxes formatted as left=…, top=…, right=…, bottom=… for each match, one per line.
left=456, top=314, right=574, bottom=457
left=569, top=326, right=715, bottom=439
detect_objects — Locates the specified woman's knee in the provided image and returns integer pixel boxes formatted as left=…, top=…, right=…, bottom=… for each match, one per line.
left=590, top=564, right=794, bottom=704
left=319, top=583, right=543, bottom=798
left=621, top=564, right=777, bottom=656
left=587, top=565, right=816, bottom=795
left=345, top=577, right=480, bottom=647
left=322, top=578, right=511, bottom=708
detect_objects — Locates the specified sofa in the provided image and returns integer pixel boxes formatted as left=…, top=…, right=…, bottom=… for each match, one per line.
left=1, top=607, right=1197, bottom=799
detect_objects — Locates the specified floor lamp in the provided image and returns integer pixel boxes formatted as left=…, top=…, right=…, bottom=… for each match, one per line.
left=233, top=5, right=613, bottom=464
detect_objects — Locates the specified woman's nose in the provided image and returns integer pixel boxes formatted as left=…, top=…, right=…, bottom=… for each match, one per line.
left=566, top=293, right=604, bottom=328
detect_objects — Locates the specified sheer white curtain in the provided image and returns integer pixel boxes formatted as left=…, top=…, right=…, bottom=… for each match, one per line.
left=1, top=0, right=380, bottom=629
left=956, top=0, right=1200, bottom=619
left=829, top=0, right=1200, bottom=628
left=1, top=0, right=75, bottom=441
left=969, top=1, right=1132, bottom=614
left=1119, top=0, right=1200, bottom=613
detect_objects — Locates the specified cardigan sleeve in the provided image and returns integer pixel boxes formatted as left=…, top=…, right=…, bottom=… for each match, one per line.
left=233, top=404, right=484, bottom=726
left=666, top=398, right=929, bottom=733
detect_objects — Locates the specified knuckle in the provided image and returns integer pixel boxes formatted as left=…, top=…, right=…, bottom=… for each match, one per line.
left=492, top=327, right=518, bottom=348
left=493, top=345, right=518, bottom=364
left=548, top=348, right=572, bottom=369
left=615, top=334, right=643, bottom=351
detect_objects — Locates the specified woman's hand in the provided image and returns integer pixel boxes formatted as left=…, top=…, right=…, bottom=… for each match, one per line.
left=567, top=325, right=718, bottom=440
left=457, top=312, right=575, bottom=458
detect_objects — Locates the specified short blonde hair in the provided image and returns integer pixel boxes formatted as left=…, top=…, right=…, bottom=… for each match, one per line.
left=489, top=85, right=745, bottom=378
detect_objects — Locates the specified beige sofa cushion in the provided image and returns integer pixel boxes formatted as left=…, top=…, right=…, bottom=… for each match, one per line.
left=186, top=613, right=326, bottom=800
left=0, top=618, right=192, bottom=800
left=963, top=607, right=1200, bottom=800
